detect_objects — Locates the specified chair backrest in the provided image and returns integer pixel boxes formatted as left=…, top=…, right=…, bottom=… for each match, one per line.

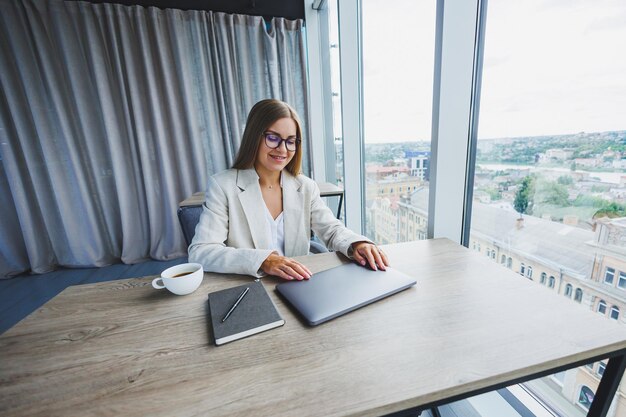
left=177, top=205, right=203, bottom=246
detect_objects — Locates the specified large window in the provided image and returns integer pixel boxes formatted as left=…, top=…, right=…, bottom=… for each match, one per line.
left=331, top=0, right=625, bottom=414
left=361, top=0, right=436, bottom=244
left=469, top=0, right=626, bottom=415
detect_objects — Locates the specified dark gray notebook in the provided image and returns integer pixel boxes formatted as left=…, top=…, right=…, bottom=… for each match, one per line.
left=207, top=281, right=285, bottom=346
left=275, top=263, right=416, bottom=326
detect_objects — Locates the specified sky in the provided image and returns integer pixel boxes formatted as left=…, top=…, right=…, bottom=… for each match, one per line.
left=354, top=0, right=626, bottom=143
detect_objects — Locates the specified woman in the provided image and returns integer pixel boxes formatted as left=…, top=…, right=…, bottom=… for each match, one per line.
left=188, top=99, right=389, bottom=280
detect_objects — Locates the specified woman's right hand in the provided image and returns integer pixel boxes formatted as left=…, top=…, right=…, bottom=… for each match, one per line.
left=261, top=252, right=312, bottom=281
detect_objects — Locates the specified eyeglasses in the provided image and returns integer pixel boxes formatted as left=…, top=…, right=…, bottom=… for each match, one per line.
left=263, top=132, right=301, bottom=152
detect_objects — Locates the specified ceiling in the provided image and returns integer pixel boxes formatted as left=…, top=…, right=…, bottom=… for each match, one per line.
left=69, top=0, right=305, bottom=20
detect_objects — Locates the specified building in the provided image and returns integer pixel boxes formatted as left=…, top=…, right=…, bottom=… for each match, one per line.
left=545, top=149, right=575, bottom=161
left=405, top=151, right=430, bottom=180
left=366, top=175, right=423, bottom=200
left=367, top=186, right=429, bottom=244
left=575, top=158, right=601, bottom=168
left=365, top=165, right=410, bottom=181
left=397, top=187, right=429, bottom=242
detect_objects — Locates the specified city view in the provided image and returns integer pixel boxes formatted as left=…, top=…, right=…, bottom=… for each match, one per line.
left=350, top=0, right=626, bottom=414
left=361, top=129, right=626, bottom=416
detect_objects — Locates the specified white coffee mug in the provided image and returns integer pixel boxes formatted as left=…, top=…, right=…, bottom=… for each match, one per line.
left=152, top=263, right=204, bottom=295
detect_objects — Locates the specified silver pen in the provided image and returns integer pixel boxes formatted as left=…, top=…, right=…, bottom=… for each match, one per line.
left=221, top=287, right=250, bottom=322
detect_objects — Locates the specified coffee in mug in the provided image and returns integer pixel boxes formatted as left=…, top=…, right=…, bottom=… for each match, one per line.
left=152, top=263, right=203, bottom=295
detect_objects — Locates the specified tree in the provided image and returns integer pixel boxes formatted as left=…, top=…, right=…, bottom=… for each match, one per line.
left=536, top=180, right=569, bottom=206
left=514, top=176, right=534, bottom=218
left=594, top=202, right=626, bottom=218
left=557, top=175, right=573, bottom=185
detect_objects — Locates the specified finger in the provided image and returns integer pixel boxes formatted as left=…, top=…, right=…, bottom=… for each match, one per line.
left=361, top=248, right=378, bottom=271
left=268, top=262, right=293, bottom=280
left=379, top=249, right=390, bottom=267
left=273, top=267, right=293, bottom=280
left=288, top=259, right=312, bottom=277
left=352, top=250, right=366, bottom=266
left=288, top=261, right=311, bottom=279
left=282, top=265, right=305, bottom=281
left=373, top=248, right=386, bottom=271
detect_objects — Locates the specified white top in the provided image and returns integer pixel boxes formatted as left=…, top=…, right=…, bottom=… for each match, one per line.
left=263, top=173, right=285, bottom=256
left=264, top=208, right=285, bottom=256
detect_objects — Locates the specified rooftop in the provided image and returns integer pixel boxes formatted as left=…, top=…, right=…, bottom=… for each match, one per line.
left=366, top=166, right=410, bottom=174
left=471, top=203, right=595, bottom=279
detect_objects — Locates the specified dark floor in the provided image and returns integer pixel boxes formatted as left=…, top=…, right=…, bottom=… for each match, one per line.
left=0, top=257, right=188, bottom=335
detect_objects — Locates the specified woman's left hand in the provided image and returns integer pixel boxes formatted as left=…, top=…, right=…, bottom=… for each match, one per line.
left=351, top=242, right=389, bottom=271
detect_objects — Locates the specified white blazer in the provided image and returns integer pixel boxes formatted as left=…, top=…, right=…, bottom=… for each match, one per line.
left=188, top=168, right=369, bottom=277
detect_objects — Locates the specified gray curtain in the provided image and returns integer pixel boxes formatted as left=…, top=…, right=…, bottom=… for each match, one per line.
left=0, top=0, right=309, bottom=278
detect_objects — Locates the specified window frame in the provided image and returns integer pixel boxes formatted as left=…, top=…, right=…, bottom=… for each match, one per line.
left=577, top=385, right=594, bottom=411
left=575, top=288, right=583, bottom=303
left=333, top=0, right=481, bottom=237
left=335, top=0, right=365, bottom=233
left=618, top=271, right=626, bottom=290
left=605, top=267, right=615, bottom=285
left=564, top=284, right=573, bottom=298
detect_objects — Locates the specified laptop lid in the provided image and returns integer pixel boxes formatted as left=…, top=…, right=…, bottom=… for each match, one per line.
left=275, top=262, right=416, bottom=326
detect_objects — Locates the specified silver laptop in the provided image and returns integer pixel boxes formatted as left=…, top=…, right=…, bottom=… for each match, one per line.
left=275, top=262, right=416, bottom=326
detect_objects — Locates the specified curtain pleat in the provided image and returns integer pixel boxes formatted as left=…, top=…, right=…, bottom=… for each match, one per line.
left=0, top=0, right=308, bottom=277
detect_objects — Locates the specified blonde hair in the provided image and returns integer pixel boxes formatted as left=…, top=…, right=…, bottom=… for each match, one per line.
left=232, top=99, right=303, bottom=176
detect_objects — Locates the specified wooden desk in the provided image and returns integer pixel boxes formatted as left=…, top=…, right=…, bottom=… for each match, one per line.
left=179, top=182, right=344, bottom=218
left=2, top=239, right=626, bottom=417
